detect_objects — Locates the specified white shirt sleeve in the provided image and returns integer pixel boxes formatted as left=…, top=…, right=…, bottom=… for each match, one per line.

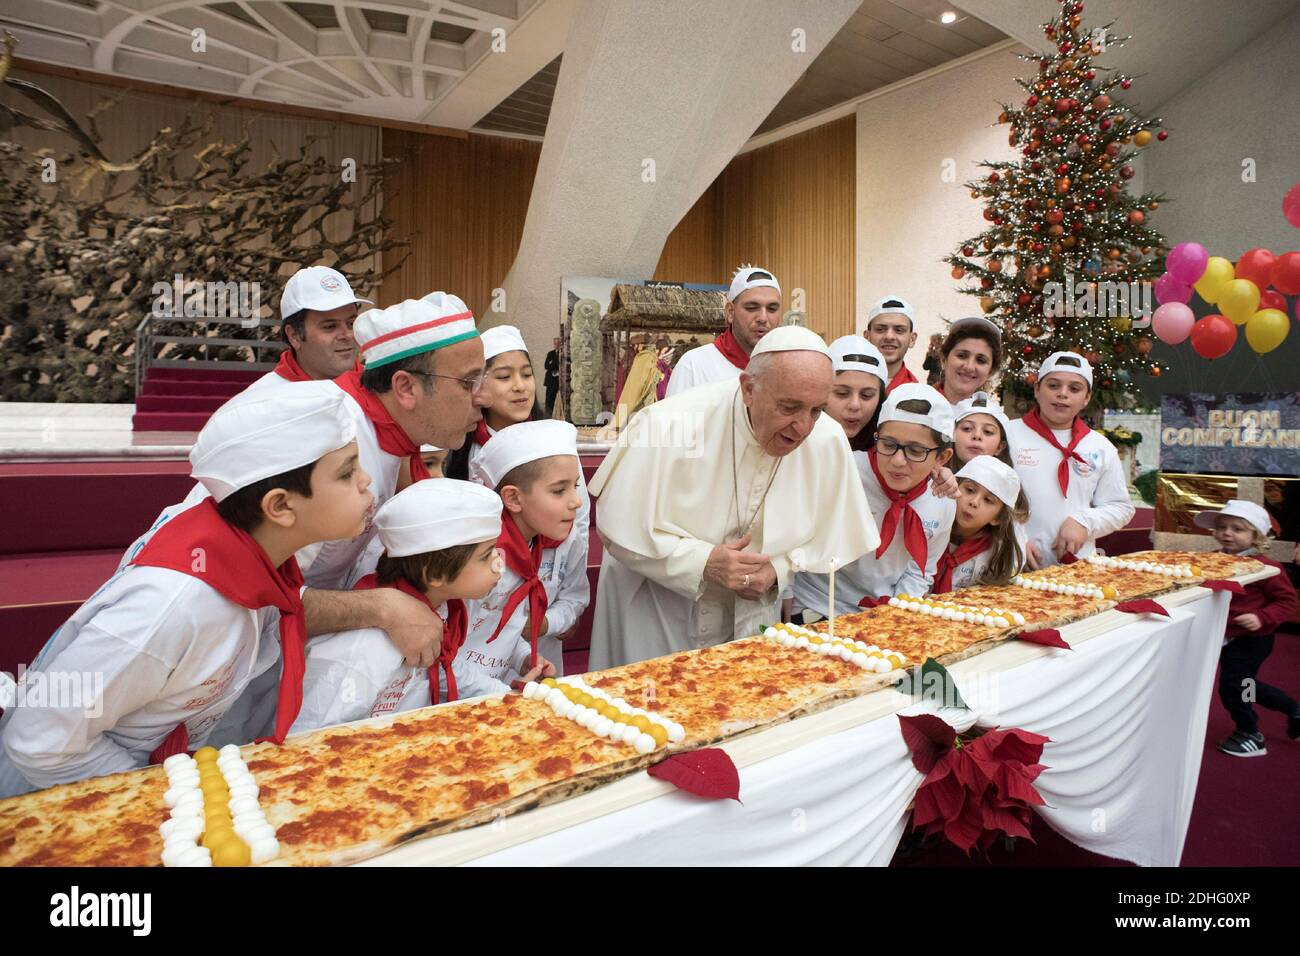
left=1077, top=442, right=1136, bottom=541
left=448, top=655, right=512, bottom=701
left=291, top=631, right=402, bottom=734
left=663, top=350, right=699, bottom=398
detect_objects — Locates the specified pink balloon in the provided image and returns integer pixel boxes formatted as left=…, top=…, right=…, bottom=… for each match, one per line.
left=1166, top=242, right=1209, bottom=285
left=1152, top=302, right=1196, bottom=345
left=1154, top=271, right=1193, bottom=305
left=1285, top=183, right=1300, bottom=229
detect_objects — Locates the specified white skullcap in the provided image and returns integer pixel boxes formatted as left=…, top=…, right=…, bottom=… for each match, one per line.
left=952, top=390, right=1011, bottom=437
left=190, top=380, right=356, bottom=502
left=481, top=324, right=529, bottom=362
left=947, top=315, right=1002, bottom=340
left=727, top=265, right=781, bottom=303
left=279, top=266, right=372, bottom=320
left=1038, top=351, right=1093, bottom=387
left=878, top=382, right=955, bottom=443
left=829, top=334, right=888, bottom=383
left=866, top=295, right=914, bottom=326
left=356, top=292, right=477, bottom=369
left=1193, top=499, right=1273, bottom=537
left=749, top=325, right=831, bottom=359
left=469, top=420, right=579, bottom=490
left=374, top=478, right=502, bottom=557
left=956, top=455, right=1021, bottom=509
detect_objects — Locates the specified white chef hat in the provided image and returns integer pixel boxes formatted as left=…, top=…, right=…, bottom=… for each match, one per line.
left=727, top=265, right=781, bottom=303
left=866, top=295, right=914, bottom=327
left=279, top=266, right=372, bottom=320
left=469, top=420, right=579, bottom=490
left=356, top=292, right=477, bottom=369
left=749, top=325, right=831, bottom=359
left=952, top=391, right=1011, bottom=438
left=956, top=455, right=1021, bottom=509
left=190, top=380, right=356, bottom=502
left=829, top=334, right=888, bottom=383
left=946, top=315, right=1002, bottom=340
left=1193, top=499, right=1274, bottom=537
left=374, top=479, right=502, bottom=557
left=1038, top=351, right=1093, bottom=387
left=481, top=324, right=529, bottom=362
left=877, top=382, right=955, bottom=443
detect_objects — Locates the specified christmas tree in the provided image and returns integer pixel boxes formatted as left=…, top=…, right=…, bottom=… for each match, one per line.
left=945, top=0, right=1171, bottom=411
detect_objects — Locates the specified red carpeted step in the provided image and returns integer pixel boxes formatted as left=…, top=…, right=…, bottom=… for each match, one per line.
left=144, top=367, right=263, bottom=383
left=135, top=394, right=231, bottom=414
left=139, top=380, right=249, bottom=398
left=131, top=411, right=212, bottom=431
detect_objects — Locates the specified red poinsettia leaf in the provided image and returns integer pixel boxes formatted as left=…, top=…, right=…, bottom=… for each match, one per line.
left=1115, top=598, right=1170, bottom=617
left=986, top=728, right=1051, bottom=765
left=994, top=764, right=1050, bottom=807
left=1017, top=628, right=1072, bottom=649
left=928, top=769, right=970, bottom=821
left=1201, top=579, right=1245, bottom=594
left=1059, top=551, right=1079, bottom=564
left=945, top=799, right=987, bottom=854
left=898, top=713, right=957, bottom=774
left=981, top=801, right=1034, bottom=840
left=646, top=748, right=740, bottom=801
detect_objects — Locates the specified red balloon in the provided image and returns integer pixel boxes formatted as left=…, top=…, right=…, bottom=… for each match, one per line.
left=1190, top=314, right=1238, bottom=359
left=1260, top=288, right=1287, bottom=312
left=1235, top=247, right=1276, bottom=289
left=1272, top=252, right=1300, bottom=296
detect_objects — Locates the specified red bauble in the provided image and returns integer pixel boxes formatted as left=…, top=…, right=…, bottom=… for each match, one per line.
left=1027, top=94, right=1039, bottom=107
left=1157, top=130, right=1169, bottom=141
left=1083, top=350, right=1101, bottom=364
left=1018, top=293, right=1033, bottom=306
left=1128, top=210, right=1145, bottom=225
left=1099, top=118, right=1112, bottom=131
left=1085, top=70, right=1096, bottom=80
left=983, top=209, right=996, bottom=221
left=1119, top=165, right=1136, bottom=180
left=963, top=246, right=975, bottom=256
left=1032, top=242, right=1045, bottom=253
left=1056, top=162, right=1070, bottom=174
left=1022, top=345, right=1034, bottom=356
left=1113, top=343, right=1125, bottom=355
left=1105, top=142, right=1120, bottom=157
left=1121, top=79, right=1132, bottom=89
left=1092, top=95, right=1111, bottom=110
left=989, top=172, right=1000, bottom=182
left=981, top=277, right=995, bottom=289
left=1046, top=209, right=1065, bottom=224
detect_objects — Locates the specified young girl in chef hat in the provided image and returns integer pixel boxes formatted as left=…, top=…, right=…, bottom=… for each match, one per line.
left=951, top=391, right=1014, bottom=470
left=290, top=478, right=509, bottom=733
left=933, top=456, right=1029, bottom=594
left=826, top=334, right=890, bottom=452
left=445, top=324, right=545, bottom=480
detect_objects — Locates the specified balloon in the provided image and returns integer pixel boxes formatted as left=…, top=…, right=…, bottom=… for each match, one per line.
left=1234, top=248, right=1276, bottom=289
left=1154, top=272, right=1193, bottom=305
left=1272, top=251, right=1300, bottom=296
left=1285, top=183, right=1300, bottom=228
left=1166, top=242, right=1209, bottom=284
left=1152, top=302, right=1195, bottom=344
left=1245, top=308, right=1290, bottom=354
left=1218, top=278, right=1261, bottom=325
left=1190, top=314, right=1237, bottom=359
left=1260, top=288, right=1287, bottom=312
left=1194, top=256, right=1235, bottom=303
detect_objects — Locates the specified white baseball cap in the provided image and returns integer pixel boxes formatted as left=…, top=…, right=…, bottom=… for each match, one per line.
left=956, top=455, right=1021, bottom=509
left=953, top=391, right=1011, bottom=438
left=829, top=335, right=888, bottom=384
left=280, top=266, right=372, bottom=320
left=1193, top=499, right=1274, bottom=537
left=866, top=295, right=914, bottom=327
left=375, top=478, right=502, bottom=557
left=727, top=265, right=781, bottom=303
left=947, top=315, right=1002, bottom=340
left=877, top=382, right=955, bottom=443
left=1038, top=351, right=1093, bottom=388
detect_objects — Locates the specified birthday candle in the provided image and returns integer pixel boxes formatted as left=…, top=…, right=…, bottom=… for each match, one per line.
left=828, top=557, right=838, bottom=640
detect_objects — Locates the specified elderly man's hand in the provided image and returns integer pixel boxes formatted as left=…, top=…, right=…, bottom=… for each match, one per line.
left=735, top=561, right=778, bottom=602
left=704, top=533, right=772, bottom=595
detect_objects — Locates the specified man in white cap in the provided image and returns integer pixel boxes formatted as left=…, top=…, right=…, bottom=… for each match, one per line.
left=589, top=326, right=879, bottom=668
left=1007, top=351, right=1133, bottom=567
left=664, top=265, right=781, bottom=397
left=0, top=382, right=373, bottom=798
left=863, top=295, right=919, bottom=391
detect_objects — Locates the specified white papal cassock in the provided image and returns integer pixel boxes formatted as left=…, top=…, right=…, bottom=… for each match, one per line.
left=588, top=378, right=880, bottom=668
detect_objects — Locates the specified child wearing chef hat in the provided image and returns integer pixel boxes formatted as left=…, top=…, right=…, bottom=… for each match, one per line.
left=290, top=478, right=508, bottom=733
left=933, top=456, right=1029, bottom=593
left=0, top=382, right=371, bottom=803
left=459, top=420, right=588, bottom=694
left=1193, top=500, right=1300, bottom=758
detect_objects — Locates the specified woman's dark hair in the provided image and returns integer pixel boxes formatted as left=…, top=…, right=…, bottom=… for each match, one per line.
left=940, top=326, right=1003, bottom=376
left=215, top=460, right=316, bottom=532
left=444, top=351, right=545, bottom=480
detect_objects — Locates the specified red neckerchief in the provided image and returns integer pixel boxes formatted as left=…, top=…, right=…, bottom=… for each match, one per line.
left=485, top=516, right=565, bottom=669
left=130, top=499, right=307, bottom=758
left=335, top=368, right=431, bottom=482
left=888, top=365, right=918, bottom=390
left=473, top=420, right=492, bottom=448
left=273, top=349, right=313, bottom=382
left=353, top=574, right=466, bottom=704
left=712, top=327, right=750, bottom=371
left=1022, top=406, right=1090, bottom=496
left=932, top=534, right=991, bottom=594
left=868, top=449, right=930, bottom=570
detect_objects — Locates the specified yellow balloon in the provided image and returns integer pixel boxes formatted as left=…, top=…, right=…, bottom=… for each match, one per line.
left=1218, top=278, right=1261, bottom=325
left=1244, top=308, right=1289, bottom=354
left=1194, top=256, right=1235, bottom=304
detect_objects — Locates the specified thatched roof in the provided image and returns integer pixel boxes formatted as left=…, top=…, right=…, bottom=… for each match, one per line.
left=600, top=284, right=727, bottom=332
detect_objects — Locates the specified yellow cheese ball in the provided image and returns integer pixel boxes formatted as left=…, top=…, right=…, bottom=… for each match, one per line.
left=210, top=836, right=252, bottom=868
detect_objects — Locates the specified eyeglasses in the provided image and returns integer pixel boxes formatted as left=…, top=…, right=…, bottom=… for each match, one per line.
left=876, top=435, right=941, bottom=463
left=408, top=370, right=487, bottom=393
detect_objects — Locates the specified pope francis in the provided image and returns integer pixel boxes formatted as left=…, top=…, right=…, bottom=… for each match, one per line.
left=588, top=326, right=880, bottom=668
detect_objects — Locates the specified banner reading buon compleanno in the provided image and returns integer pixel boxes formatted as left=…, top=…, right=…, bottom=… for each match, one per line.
left=1160, top=393, right=1300, bottom=476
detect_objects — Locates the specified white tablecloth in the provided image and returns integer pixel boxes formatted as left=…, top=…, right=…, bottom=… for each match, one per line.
left=360, top=585, right=1239, bottom=867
